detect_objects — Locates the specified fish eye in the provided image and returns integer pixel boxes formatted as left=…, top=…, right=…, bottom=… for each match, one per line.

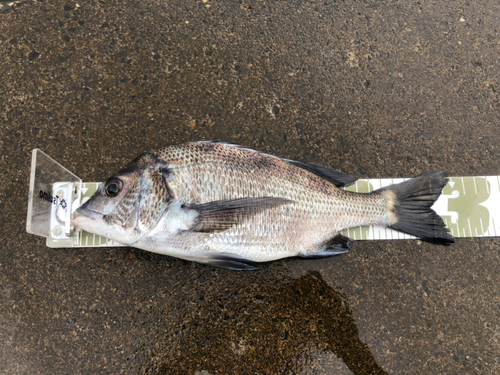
left=104, top=178, right=123, bottom=197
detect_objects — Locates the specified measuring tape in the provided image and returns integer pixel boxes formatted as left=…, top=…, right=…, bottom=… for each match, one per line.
left=44, top=176, right=498, bottom=248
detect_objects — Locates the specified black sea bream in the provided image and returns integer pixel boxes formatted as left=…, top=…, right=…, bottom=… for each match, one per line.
left=74, top=142, right=454, bottom=270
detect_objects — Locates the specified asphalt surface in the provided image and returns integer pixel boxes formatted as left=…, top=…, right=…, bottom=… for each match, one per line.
left=1, top=0, right=500, bottom=374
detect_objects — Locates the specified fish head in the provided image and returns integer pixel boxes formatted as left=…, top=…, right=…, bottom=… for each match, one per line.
left=73, top=153, right=174, bottom=244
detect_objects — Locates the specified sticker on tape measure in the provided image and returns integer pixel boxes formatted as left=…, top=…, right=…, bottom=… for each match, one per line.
left=46, top=176, right=499, bottom=248
left=340, top=176, right=498, bottom=240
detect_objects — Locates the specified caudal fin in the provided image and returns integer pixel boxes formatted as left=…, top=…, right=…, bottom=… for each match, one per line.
left=381, top=170, right=454, bottom=245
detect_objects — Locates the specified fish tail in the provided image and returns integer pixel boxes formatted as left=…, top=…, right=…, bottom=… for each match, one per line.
left=378, top=170, right=454, bottom=245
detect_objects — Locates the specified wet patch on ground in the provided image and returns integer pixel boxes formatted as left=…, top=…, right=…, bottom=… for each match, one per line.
left=142, top=268, right=385, bottom=375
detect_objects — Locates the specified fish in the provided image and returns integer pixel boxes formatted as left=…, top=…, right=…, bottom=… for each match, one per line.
left=73, top=141, right=454, bottom=270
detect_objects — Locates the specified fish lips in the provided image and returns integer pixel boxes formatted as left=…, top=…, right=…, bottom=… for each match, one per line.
left=75, top=206, right=104, bottom=221
left=73, top=206, right=106, bottom=234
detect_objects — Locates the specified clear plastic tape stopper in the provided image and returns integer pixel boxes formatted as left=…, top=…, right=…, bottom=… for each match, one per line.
left=26, top=149, right=82, bottom=246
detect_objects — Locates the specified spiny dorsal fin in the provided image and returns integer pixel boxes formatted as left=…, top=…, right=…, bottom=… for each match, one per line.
left=195, top=141, right=357, bottom=188
left=288, top=160, right=357, bottom=188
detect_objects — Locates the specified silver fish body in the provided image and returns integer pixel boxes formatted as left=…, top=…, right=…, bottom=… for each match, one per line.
left=74, top=142, right=453, bottom=270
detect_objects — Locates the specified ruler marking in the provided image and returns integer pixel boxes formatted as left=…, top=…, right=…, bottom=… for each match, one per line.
left=493, top=218, right=497, bottom=236
left=468, top=218, right=472, bottom=237
left=480, top=218, right=485, bottom=237
left=473, top=177, right=478, bottom=195
left=445, top=218, right=453, bottom=236
left=485, top=176, right=489, bottom=195
left=461, top=177, right=466, bottom=195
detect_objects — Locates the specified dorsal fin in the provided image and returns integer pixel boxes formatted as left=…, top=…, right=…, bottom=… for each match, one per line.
left=288, top=160, right=357, bottom=187
left=194, top=141, right=358, bottom=187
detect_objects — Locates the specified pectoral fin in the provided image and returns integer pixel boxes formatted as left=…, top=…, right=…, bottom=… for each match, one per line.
left=184, top=197, right=292, bottom=233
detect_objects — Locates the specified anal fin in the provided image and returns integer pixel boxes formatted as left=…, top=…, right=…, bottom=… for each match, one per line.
left=300, top=234, right=354, bottom=259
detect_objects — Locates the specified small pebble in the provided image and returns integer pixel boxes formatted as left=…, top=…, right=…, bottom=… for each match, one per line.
left=64, top=3, right=75, bottom=11
left=0, top=5, right=12, bottom=13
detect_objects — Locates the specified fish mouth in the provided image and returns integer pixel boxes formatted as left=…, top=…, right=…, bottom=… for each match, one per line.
left=75, top=206, right=104, bottom=220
